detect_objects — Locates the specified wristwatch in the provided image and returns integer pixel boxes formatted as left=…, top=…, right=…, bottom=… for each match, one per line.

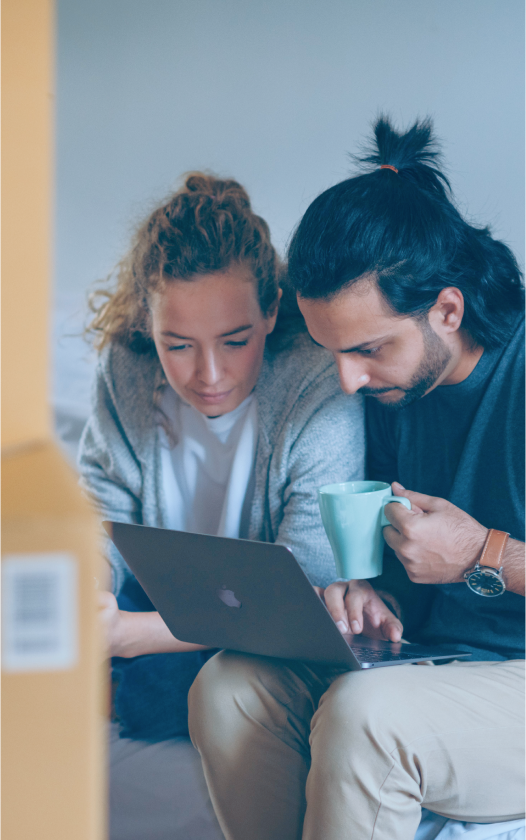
left=464, top=529, right=509, bottom=597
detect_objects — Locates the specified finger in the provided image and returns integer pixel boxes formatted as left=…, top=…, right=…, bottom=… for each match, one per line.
left=362, top=592, right=390, bottom=628
left=378, top=613, right=403, bottom=642
left=324, top=582, right=352, bottom=633
left=383, top=500, right=420, bottom=531
left=382, top=524, right=406, bottom=553
left=362, top=595, right=403, bottom=641
left=343, top=585, right=368, bottom=635
left=391, top=482, right=436, bottom=513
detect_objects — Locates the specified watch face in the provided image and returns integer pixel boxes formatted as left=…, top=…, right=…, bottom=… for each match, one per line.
left=466, top=568, right=505, bottom=597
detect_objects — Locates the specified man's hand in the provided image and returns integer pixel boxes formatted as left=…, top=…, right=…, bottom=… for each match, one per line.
left=383, top=482, right=487, bottom=584
left=322, top=580, right=403, bottom=642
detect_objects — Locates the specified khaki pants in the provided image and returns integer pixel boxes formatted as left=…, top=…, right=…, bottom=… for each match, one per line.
left=188, top=652, right=525, bottom=840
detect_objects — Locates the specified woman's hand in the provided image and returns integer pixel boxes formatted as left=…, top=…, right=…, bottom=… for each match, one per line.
left=97, top=591, right=210, bottom=658
left=322, top=580, right=403, bottom=642
left=98, top=591, right=128, bottom=658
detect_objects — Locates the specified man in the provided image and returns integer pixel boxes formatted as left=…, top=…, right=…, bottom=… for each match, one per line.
left=188, top=118, right=525, bottom=840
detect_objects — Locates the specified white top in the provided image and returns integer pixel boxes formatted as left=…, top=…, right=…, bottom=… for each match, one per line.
left=159, top=387, right=258, bottom=539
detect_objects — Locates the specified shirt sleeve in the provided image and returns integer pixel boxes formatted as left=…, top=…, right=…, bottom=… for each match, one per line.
left=273, top=387, right=365, bottom=588
left=77, top=361, right=144, bottom=595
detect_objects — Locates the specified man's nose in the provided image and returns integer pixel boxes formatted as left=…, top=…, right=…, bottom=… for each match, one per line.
left=336, top=356, right=370, bottom=395
left=196, top=349, right=222, bottom=385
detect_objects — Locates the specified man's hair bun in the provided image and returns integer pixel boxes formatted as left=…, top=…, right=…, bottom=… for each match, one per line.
left=353, top=115, right=450, bottom=198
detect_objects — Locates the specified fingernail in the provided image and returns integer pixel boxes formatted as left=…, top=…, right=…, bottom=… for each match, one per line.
left=393, top=482, right=405, bottom=490
left=350, top=620, right=360, bottom=633
left=336, top=620, right=349, bottom=633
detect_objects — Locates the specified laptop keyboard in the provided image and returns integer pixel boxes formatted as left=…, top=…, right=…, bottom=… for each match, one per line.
left=351, top=645, right=424, bottom=663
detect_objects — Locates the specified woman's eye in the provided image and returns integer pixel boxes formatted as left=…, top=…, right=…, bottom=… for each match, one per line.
left=167, top=344, right=189, bottom=351
left=225, top=340, right=248, bottom=347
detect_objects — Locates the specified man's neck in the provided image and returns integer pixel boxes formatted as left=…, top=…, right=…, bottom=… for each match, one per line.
left=440, top=332, right=485, bottom=386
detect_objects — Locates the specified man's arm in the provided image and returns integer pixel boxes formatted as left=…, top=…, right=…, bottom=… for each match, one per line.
left=384, top=483, right=525, bottom=596
left=320, top=478, right=524, bottom=639
left=499, top=539, right=526, bottom=595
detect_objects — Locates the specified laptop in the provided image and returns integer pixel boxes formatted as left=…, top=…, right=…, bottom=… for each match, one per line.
left=105, top=522, right=471, bottom=670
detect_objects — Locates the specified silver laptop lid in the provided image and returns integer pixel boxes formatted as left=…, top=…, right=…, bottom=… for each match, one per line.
left=105, top=523, right=471, bottom=669
left=105, top=522, right=360, bottom=669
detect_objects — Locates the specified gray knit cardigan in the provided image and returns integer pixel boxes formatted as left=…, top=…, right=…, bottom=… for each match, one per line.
left=78, top=334, right=365, bottom=592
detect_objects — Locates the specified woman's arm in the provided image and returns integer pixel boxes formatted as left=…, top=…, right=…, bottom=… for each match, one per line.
left=273, top=384, right=365, bottom=587
left=98, top=592, right=209, bottom=658
left=78, top=353, right=146, bottom=594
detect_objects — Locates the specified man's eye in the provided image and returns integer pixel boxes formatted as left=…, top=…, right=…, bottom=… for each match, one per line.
left=168, top=344, right=189, bottom=351
left=360, top=347, right=381, bottom=356
left=225, top=340, right=248, bottom=347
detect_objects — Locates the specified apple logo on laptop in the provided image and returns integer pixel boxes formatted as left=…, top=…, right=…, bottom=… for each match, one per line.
left=217, top=585, right=242, bottom=608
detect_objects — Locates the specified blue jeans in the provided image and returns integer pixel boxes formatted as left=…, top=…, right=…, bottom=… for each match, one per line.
left=112, top=577, right=216, bottom=741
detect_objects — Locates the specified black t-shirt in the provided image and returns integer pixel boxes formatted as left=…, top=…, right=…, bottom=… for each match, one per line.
left=366, top=314, right=525, bottom=661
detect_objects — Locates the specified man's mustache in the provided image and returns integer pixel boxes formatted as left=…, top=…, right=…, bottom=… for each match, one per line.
left=360, top=386, right=403, bottom=396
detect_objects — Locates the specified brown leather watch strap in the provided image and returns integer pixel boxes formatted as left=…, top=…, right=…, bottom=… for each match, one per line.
left=479, top=529, right=509, bottom=570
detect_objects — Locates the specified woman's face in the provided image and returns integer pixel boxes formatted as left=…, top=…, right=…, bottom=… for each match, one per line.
left=150, top=266, right=278, bottom=415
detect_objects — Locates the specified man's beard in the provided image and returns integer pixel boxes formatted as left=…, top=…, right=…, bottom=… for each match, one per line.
left=361, top=317, right=452, bottom=410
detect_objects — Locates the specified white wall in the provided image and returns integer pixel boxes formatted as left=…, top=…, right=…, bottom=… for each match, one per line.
left=55, top=0, right=525, bottom=299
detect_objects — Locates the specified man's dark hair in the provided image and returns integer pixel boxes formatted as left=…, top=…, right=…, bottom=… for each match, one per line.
left=288, top=117, right=524, bottom=348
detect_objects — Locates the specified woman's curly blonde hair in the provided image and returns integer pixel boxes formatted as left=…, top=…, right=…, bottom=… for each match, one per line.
left=89, top=173, right=293, bottom=354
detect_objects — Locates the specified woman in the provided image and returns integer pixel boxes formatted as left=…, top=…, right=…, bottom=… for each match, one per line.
left=80, top=173, right=364, bottom=739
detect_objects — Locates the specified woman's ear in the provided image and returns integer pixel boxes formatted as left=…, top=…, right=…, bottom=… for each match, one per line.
left=264, top=288, right=283, bottom=335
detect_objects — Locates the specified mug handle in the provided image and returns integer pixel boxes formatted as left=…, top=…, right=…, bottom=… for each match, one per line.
left=381, top=496, right=411, bottom=527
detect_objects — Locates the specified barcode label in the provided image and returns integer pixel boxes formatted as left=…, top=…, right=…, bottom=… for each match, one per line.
left=2, top=554, right=78, bottom=672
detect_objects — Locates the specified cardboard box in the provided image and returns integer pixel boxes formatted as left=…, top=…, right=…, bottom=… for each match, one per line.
left=2, top=1, right=107, bottom=837
left=2, top=443, right=107, bottom=840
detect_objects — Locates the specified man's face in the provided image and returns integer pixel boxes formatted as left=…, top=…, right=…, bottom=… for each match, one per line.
left=297, top=279, right=452, bottom=409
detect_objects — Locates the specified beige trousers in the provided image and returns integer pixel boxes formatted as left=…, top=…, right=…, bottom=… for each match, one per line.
left=188, top=652, right=525, bottom=840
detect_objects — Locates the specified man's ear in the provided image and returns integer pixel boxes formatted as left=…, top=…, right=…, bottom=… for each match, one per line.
left=429, top=287, right=465, bottom=335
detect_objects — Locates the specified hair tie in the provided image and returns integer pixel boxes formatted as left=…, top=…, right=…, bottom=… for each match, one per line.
left=380, top=164, right=398, bottom=174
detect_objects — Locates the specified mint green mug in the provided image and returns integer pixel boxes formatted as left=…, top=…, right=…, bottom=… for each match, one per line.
left=317, top=481, right=411, bottom=580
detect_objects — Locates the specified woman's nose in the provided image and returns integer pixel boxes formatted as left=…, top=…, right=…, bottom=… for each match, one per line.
left=195, top=350, right=222, bottom=385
